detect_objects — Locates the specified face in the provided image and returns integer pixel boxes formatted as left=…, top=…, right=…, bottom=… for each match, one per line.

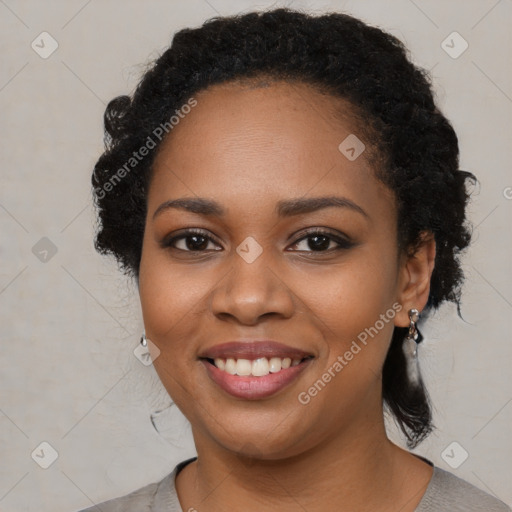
left=138, top=80, right=414, bottom=460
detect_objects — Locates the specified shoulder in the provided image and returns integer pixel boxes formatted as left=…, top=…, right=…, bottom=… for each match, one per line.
left=73, top=459, right=188, bottom=512
left=74, top=479, right=160, bottom=512
left=416, top=466, right=511, bottom=512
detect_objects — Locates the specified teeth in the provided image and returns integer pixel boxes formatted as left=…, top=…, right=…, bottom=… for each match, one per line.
left=211, top=356, right=305, bottom=376
left=252, top=357, right=270, bottom=376
left=268, top=357, right=282, bottom=373
left=236, top=359, right=252, bottom=376
left=225, top=358, right=237, bottom=375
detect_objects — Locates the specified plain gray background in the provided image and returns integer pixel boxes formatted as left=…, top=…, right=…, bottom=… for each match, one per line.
left=1, top=0, right=511, bottom=510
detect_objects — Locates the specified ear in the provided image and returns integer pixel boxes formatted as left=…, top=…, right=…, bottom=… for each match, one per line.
left=394, top=231, right=436, bottom=328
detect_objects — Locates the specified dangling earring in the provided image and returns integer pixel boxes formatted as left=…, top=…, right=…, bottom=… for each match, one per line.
left=403, top=308, right=421, bottom=385
left=140, top=331, right=147, bottom=347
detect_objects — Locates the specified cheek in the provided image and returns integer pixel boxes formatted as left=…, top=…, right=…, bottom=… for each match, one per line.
left=294, top=262, right=399, bottom=425
left=312, top=247, right=399, bottom=365
left=138, top=250, right=210, bottom=409
left=140, top=265, right=208, bottom=338
left=138, top=231, right=212, bottom=416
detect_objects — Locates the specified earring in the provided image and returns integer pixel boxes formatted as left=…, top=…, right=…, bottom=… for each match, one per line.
left=140, top=331, right=147, bottom=347
left=403, top=308, right=421, bottom=385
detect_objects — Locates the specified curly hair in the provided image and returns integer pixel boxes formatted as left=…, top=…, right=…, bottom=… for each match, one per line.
left=92, top=8, right=476, bottom=449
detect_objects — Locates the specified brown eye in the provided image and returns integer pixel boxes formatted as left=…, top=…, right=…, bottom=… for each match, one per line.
left=288, top=229, right=355, bottom=253
left=160, top=229, right=222, bottom=252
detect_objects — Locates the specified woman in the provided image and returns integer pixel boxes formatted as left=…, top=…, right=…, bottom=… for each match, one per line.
left=80, top=7, right=510, bottom=512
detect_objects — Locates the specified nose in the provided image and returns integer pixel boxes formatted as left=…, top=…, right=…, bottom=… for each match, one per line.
left=209, top=247, right=295, bottom=325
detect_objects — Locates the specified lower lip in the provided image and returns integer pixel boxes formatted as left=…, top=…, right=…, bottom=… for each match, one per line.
left=201, top=359, right=312, bottom=400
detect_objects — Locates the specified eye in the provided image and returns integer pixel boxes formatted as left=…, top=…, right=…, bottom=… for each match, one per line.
left=160, top=227, right=355, bottom=254
left=160, top=228, right=222, bottom=252
left=287, top=229, right=355, bottom=253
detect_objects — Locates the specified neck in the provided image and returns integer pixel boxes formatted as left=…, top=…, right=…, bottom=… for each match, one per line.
left=175, top=396, right=430, bottom=511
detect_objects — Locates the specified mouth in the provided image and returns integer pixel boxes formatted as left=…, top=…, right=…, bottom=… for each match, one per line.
left=198, top=341, right=315, bottom=400
left=201, top=355, right=313, bottom=377
left=200, top=357, right=313, bottom=400
left=198, top=340, right=315, bottom=400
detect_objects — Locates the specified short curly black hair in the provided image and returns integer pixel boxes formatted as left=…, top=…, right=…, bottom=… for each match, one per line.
left=92, top=8, right=476, bottom=449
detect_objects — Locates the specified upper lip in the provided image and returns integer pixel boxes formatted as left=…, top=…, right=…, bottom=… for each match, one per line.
left=199, top=341, right=313, bottom=361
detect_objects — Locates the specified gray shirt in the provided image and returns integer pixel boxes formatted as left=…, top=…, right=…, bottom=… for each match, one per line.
left=77, top=456, right=511, bottom=511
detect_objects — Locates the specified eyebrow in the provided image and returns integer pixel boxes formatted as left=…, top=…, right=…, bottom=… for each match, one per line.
left=152, top=195, right=368, bottom=220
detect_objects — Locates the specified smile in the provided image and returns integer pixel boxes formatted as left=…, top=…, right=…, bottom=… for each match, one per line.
left=209, top=356, right=305, bottom=376
left=200, top=355, right=313, bottom=400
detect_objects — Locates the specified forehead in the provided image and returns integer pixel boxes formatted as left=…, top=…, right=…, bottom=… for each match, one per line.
left=165, top=79, right=363, bottom=153
left=149, top=80, right=393, bottom=219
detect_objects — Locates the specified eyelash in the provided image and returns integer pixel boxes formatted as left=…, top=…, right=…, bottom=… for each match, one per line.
left=160, top=227, right=355, bottom=255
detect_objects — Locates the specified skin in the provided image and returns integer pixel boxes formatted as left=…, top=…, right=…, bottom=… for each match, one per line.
left=138, top=80, right=436, bottom=511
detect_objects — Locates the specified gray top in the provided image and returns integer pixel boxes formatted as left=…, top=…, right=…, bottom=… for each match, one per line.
left=77, top=456, right=511, bottom=511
